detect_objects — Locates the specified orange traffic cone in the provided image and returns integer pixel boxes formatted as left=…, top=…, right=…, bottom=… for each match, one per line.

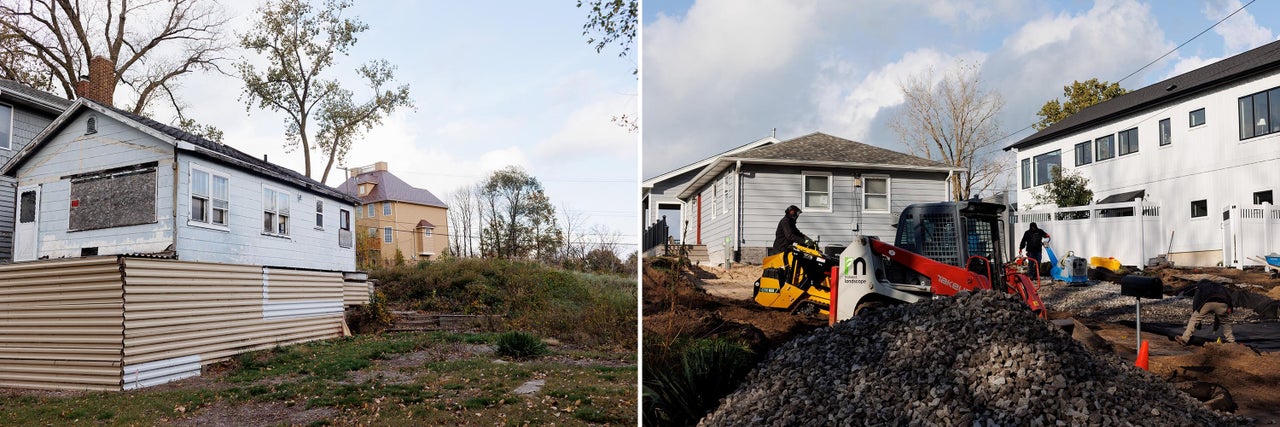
left=1135, top=340, right=1150, bottom=370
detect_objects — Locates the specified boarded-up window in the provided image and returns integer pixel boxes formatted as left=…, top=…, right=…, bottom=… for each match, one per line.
left=67, top=162, right=157, bottom=231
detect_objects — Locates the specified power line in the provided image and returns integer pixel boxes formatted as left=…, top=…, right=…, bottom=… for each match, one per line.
left=991, top=0, right=1258, bottom=148
left=1115, top=0, right=1257, bottom=87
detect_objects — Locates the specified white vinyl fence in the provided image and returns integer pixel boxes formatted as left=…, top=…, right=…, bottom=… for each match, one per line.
left=1013, top=199, right=1165, bottom=268
left=1221, top=203, right=1279, bottom=269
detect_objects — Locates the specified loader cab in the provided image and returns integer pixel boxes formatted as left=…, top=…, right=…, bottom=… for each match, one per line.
left=892, top=201, right=1009, bottom=291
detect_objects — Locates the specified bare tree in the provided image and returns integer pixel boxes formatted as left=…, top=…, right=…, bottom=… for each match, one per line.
left=0, top=0, right=232, bottom=115
left=890, top=61, right=1006, bottom=200
left=559, top=205, right=589, bottom=264
left=448, top=184, right=479, bottom=257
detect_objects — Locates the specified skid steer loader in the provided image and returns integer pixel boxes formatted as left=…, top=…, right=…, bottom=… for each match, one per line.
left=754, top=201, right=1046, bottom=321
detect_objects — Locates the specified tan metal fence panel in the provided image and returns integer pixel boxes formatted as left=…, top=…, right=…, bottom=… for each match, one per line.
left=120, top=259, right=344, bottom=387
left=343, top=281, right=371, bottom=305
left=0, top=257, right=125, bottom=391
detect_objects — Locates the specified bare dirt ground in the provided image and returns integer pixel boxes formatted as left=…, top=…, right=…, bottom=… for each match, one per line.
left=644, top=257, right=1280, bottom=424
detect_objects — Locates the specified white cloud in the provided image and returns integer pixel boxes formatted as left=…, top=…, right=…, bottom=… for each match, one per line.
left=1204, top=0, right=1275, bottom=55
left=1165, top=55, right=1222, bottom=80
left=813, top=49, right=985, bottom=142
left=535, top=95, right=636, bottom=159
left=984, top=0, right=1172, bottom=128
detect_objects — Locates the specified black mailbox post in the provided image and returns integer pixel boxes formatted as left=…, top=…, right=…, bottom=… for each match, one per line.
left=1119, top=276, right=1163, bottom=350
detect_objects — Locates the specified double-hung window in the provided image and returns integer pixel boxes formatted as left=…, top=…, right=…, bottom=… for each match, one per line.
left=315, top=200, right=324, bottom=229
left=366, top=204, right=374, bottom=218
left=1117, top=127, right=1139, bottom=156
left=190, top=165, right=229, bottom=227
left=263, top=187, right=290, bottom=236
left=721, top=175, right=730, bottom=214
left=802, top=173, right=831, bottom=211
left=383, top=202, right=392, bottom=216
left=863, top=176, right=889, bottom=212
left=1074, top=141, right=1092, bottom=166
left=711, top=180, right=721, bottom=219
left=384, top=226, right=393, bottom=243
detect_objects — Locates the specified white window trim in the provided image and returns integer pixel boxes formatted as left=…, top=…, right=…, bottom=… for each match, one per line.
left=862, top=174, right=891, bottom=213
left=262, top=185, right=292, bottom=238
left=801, top=172, right=833, bottom=213
left=314, top=199, right=325, bottom=230
left=0, top=102, right=13, bottom=151
left=368, top=227, right=377, bottom=239
left=721, top=175, right=730, bottom=215
left=710, top=180, right=719, bottom=220
left=187, top=163, right=230, bottom=231
left=383, top=202, right=392, bottom=216
left=1189, top=199, right=1209, bottom=221
left=383, top=226, right=393, bottom=243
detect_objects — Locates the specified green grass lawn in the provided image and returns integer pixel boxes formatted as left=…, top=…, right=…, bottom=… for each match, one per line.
left=0, top=332, right=637, bottom=426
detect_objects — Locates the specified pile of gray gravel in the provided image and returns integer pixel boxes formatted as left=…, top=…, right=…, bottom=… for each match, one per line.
left=699, top=291, right=1247, bottom=426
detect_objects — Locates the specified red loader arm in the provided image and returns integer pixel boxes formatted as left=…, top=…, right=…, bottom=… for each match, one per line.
left=868, top=239, right=993, bottom=296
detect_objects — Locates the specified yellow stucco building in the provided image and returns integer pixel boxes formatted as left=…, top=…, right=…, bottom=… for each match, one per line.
left=337, top=162, right=449, bottom=263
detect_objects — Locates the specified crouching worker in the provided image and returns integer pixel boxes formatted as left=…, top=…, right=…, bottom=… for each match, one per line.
left=1177, top=280, right=1236, bottom=345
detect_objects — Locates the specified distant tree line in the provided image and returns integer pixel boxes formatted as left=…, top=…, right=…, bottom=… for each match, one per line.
left=448, top=166, right=636, bottom=276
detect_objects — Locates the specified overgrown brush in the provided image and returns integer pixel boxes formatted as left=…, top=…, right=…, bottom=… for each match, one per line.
left=642, top=338, right=756, bottom=427
left=370, top=258, right=636, bottom=348
left=494, top=331, right=548, bottom=359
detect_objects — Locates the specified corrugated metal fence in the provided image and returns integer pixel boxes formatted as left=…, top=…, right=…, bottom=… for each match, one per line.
left=0, top=256, right=367, bottom=391
left=0, top=257, right=124, bottom=390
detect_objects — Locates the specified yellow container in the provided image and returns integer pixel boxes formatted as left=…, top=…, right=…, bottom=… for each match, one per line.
left=1090, top=256, right=1121, bottom=273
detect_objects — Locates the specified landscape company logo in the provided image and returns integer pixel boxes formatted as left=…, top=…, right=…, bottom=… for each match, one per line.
left=843, top=257, right=866, bottom=276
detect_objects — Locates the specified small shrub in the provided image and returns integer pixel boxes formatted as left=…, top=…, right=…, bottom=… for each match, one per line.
left=494, top=331, right=547, bottom=359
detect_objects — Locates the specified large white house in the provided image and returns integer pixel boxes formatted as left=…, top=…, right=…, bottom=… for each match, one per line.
left=1006, top=40, right=1280, bottom=268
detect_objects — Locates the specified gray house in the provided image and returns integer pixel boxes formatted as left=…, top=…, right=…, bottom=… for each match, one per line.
left=1, top=98, right=361, bottom=272
left=676, top=132, right=961, bottom=264
left=0, top=80, right=73, bottom=262
left=642, top=135, right=777, bottom=246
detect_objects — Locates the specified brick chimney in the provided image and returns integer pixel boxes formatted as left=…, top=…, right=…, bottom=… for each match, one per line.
left=73, top=56, right=116, bottom=106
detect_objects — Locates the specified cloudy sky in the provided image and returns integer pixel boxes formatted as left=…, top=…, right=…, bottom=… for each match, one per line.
left=145, top=1, right=638, bottom=249
left=641, top=0, right=1280, bottom=188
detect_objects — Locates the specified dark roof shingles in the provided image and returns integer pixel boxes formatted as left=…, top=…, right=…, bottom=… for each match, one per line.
left=1007, top=39, right=1280, bottom=151
left=335, top=170, right=447, bottom=208
left=0, top=79, right=73, bottom=113
left=734, top=132, right=951, bottom=169
left=91, top=100, right=359, bottom=204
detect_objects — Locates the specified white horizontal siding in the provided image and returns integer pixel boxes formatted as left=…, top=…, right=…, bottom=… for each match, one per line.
left=174, top=154, right=356, bottom=272
left=16, top=114, right=174, bottom=259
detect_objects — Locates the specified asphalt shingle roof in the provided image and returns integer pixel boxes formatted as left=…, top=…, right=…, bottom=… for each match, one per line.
left=335, top=170, right=447, bottom=209
left=734, top=132, right=952, bottom=168
left=0, top=79, right=73, bottom=113
left=92, top=100, right=360, bottom=204
left=1006, top=39, right=1280, bottom=151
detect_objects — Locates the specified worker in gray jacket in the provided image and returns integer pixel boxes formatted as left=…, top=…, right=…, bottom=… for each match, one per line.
left=1176, top=280, right=1236, bottom=345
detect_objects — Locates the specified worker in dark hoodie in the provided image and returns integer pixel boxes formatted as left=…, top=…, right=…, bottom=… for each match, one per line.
left=772, top=205, right=811, bottom=255
left=1176, top=280, right=1236, bottom=345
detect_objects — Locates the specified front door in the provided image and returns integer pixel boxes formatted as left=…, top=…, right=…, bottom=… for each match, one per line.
left=14, top=185, right=39, bottom=261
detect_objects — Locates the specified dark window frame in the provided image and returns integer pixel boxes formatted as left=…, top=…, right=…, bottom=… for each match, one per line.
left=1020, top=158, right=1031, bottom=189
left=1238, top=87, right=1280, bottom=140
left=1033, top=150, right=1061, bottom=187
left=1095, top=134, right=1115, bottom=161
left=1191, top=199, right=1208, bottom=218
left=1159, top=118, right=1171, bottom=146
left=1189, top=108, right=1206, bottom=128
left=1118, top=127, right=1139, bottom=156
left=1074, top=141, right=1092, bottom=166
